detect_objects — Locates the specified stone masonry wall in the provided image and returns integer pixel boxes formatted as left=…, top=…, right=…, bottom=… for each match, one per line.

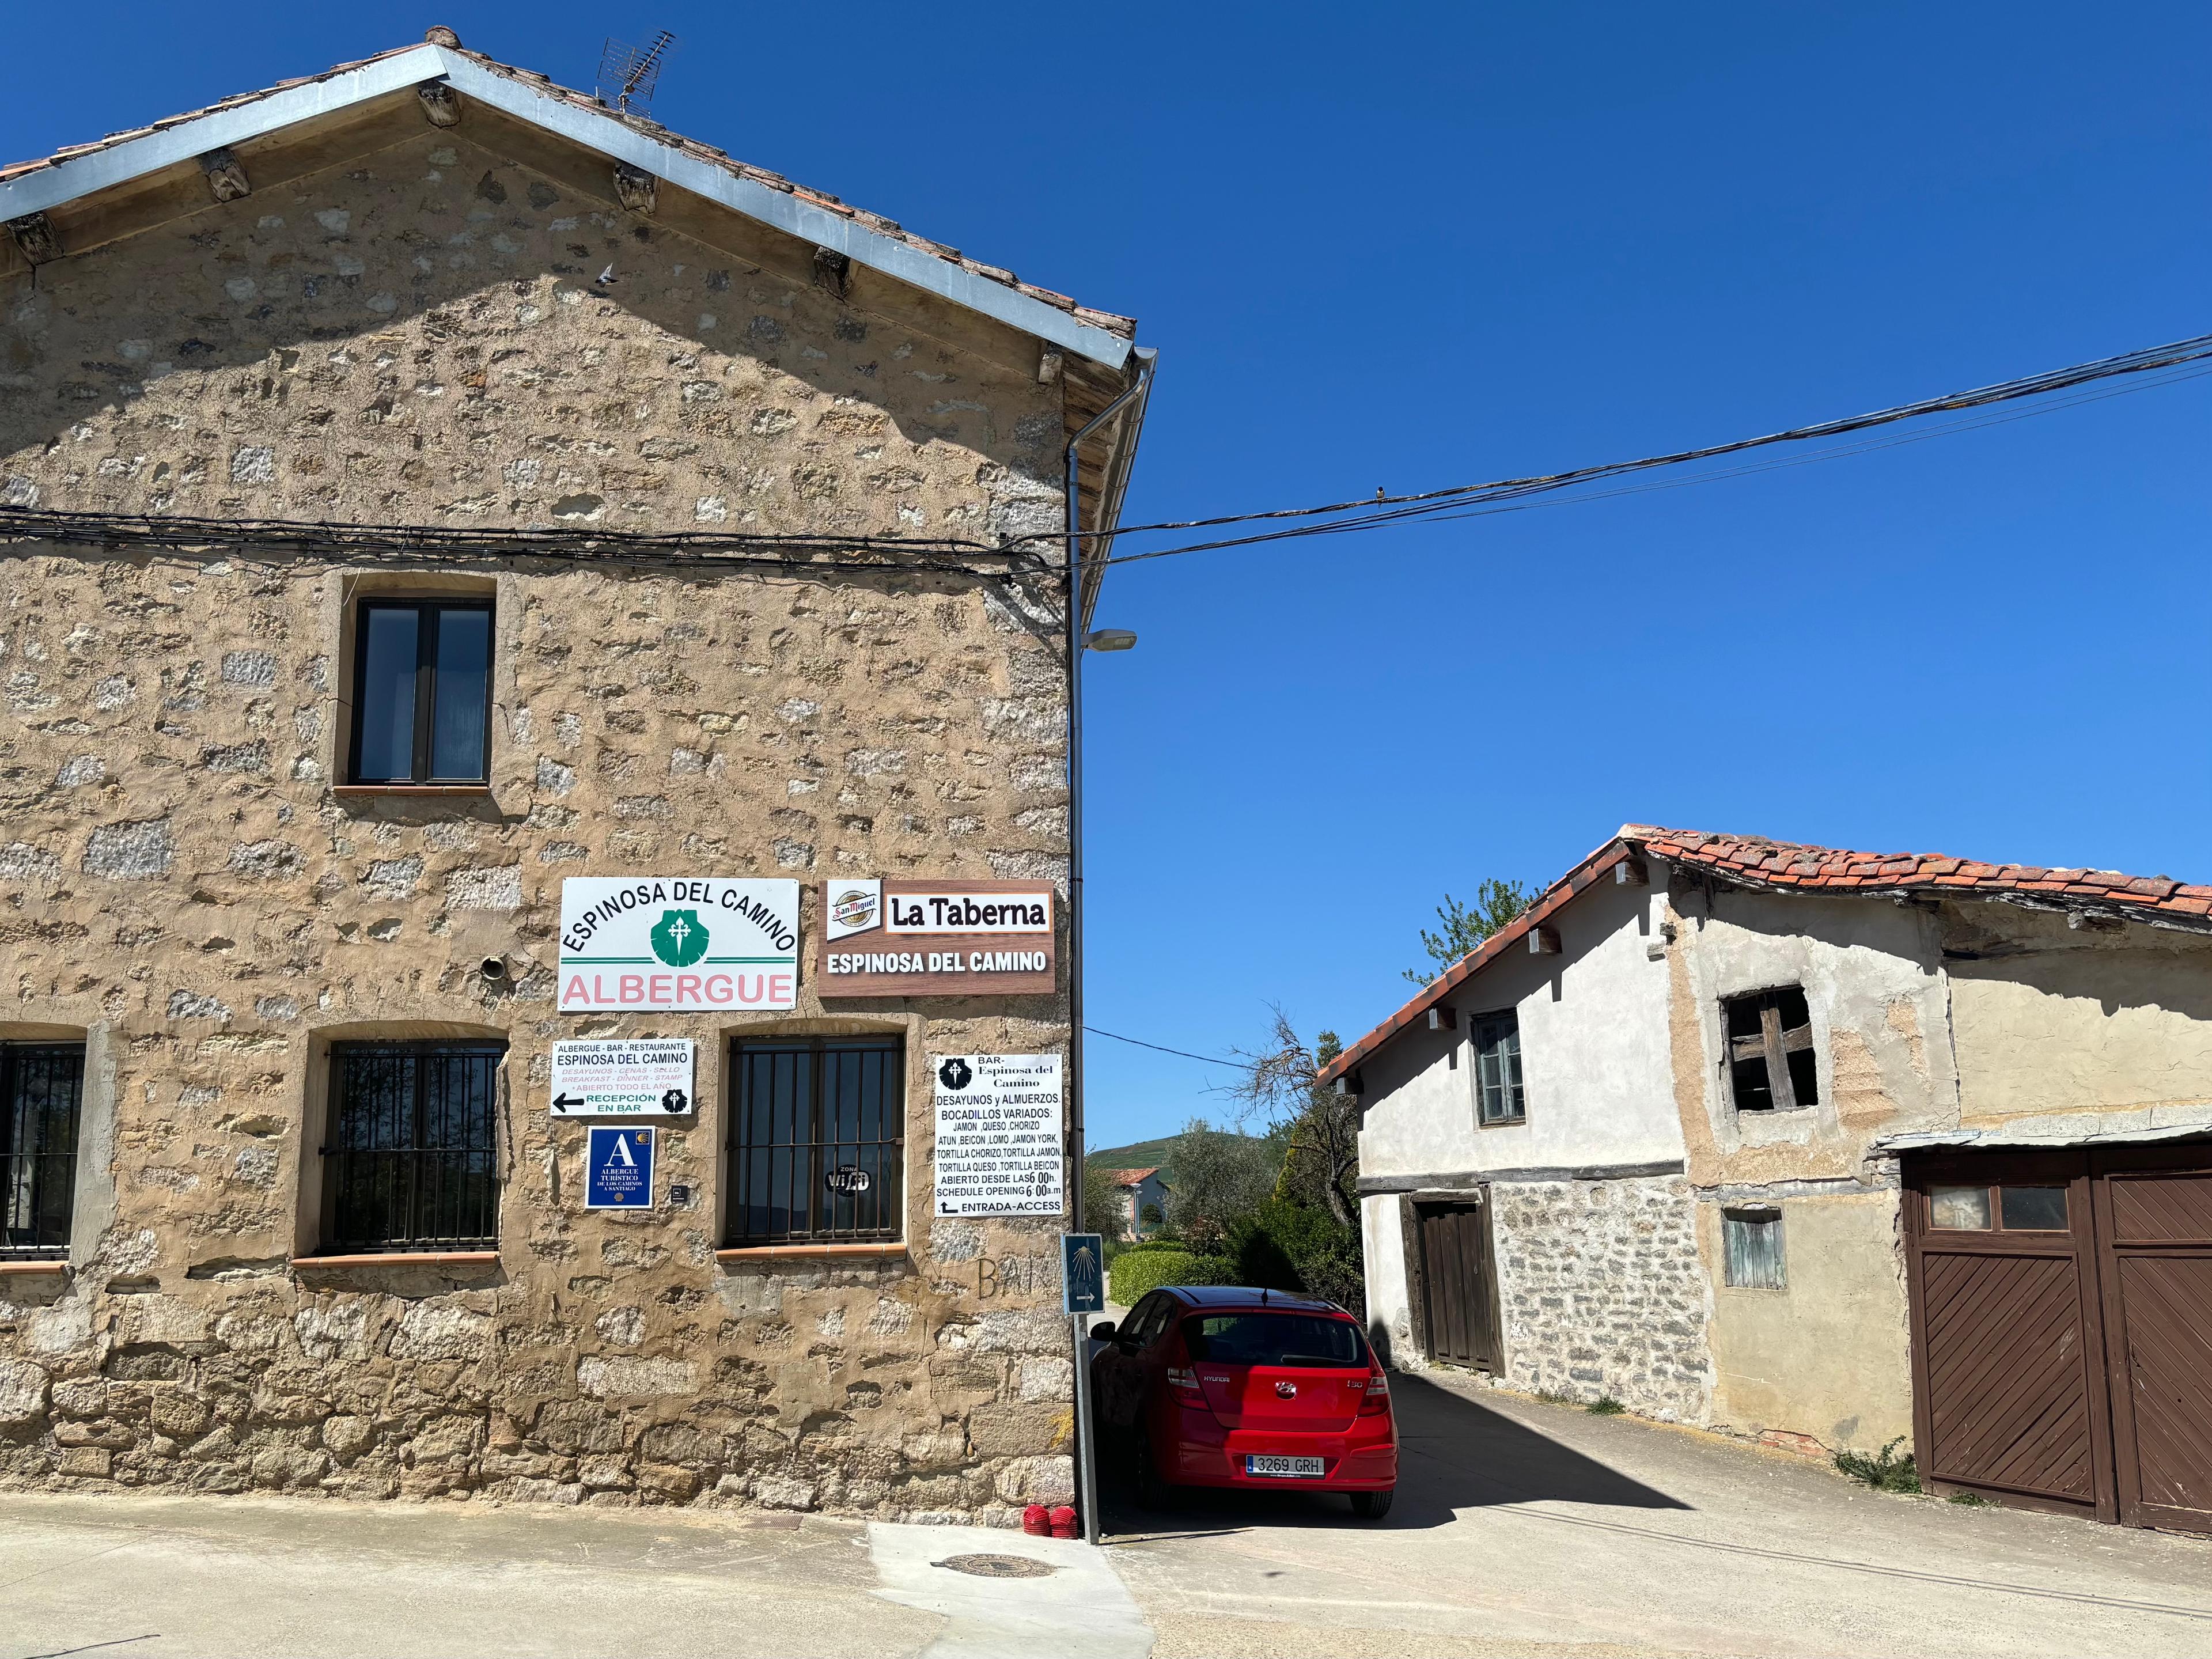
left=0, top=123, right=1093, bottom=1517
left=1490, top=1176, right=1713, bottom=1423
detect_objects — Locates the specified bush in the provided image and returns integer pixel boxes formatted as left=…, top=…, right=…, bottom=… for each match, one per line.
left=1108, top=1248, right=1233, bottom=1305
left=1225, top=1198, right=1365, bottom=1317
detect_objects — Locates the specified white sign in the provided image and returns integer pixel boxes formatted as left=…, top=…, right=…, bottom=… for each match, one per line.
left=932, top=1053, right=1065, bottom=1218
left=550, top=1039, right=696, bottom=1117
left=559, top=878, right=800, bottom=1012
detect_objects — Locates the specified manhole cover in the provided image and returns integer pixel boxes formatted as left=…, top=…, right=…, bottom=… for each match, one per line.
left=933, top=1553, right=1056, bottom=1579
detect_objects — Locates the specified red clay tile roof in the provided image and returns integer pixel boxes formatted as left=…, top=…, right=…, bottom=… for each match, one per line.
left=1629, top=825, right=2212, bottom=921
left=0, top=37, right=1137, bottom=341
left=1317, top=824, right=2212, bottom=1089
left=1106, top=1168, right=1162, bottom=1186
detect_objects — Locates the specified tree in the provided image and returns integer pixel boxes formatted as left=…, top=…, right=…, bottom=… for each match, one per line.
left=1080, top=1160, right=1122, bottom=1238
left=1403, top=880, right=1535, bottom=984
left=1164, top=1118, right=1281, bottom=1242
left=1226, top=1010, right=1359, bottom=1230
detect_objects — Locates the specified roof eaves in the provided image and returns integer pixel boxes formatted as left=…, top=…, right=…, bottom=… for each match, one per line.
left=0, top=43, right=1135, bottom=372
left=1317, top=837, right=1633, bottom=1088
left=0, top=45, right=442, bottom=218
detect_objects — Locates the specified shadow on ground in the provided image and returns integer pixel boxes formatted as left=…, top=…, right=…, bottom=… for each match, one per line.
left=1099, top=1369, right=1690, bottom=1538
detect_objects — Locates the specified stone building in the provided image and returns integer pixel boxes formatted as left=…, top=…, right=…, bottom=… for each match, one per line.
left=1328, top=825, right=2212, bottom=1535
left=0, top=32, right=1152, bottom=1518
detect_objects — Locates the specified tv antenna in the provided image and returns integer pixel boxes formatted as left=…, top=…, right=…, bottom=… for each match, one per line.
left=596, top=29, right=677, bottom=112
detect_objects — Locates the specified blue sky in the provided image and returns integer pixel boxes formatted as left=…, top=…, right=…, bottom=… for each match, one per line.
left=12, top=5, right=2207, bottom=1149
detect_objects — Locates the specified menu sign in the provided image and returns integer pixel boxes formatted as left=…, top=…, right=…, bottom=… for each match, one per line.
left=817, top=879, right=1055, bottom=998
left=932, top=1054, right=1065, bottom=1217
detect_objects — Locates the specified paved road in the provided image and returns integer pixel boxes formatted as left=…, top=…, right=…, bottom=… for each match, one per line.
left=0, top=1497, right=1145, bottom=1659
left=3, top=1371, right=2208, bottom=1658
left=1103, top=1366, right=2212, bottom=1657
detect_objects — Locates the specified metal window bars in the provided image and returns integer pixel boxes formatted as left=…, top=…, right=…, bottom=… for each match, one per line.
left=728, top=1038, right=904, bottom=1245
left=323, top=1043, right=503, bottom=1252
left=1, top=1043, right=83, bottom=1259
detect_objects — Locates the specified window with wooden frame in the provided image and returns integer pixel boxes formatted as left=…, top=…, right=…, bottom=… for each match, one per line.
left=1722, top=987, right=1819, bottom=1112
left=1722, top=1207, right=1786, bottom=1289
left=1926, top=1181, right=2069, bottom=1233
left=726, top=1037, right=904, bottom=1246
left=321, top=1041, right=503, bottom=1253
left=1, top=1042, right=84, bottom=1260
left=1472, top=1012, right=1525, bottom=1126
left=348, top=598, right=494, bottom=784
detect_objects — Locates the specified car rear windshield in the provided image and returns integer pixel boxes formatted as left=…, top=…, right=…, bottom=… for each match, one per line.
left=1181, top=1312, right=1368, bottom=1369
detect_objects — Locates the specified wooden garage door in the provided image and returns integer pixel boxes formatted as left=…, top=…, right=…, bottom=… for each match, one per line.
left=2095, top=1147, right=2212, bottom=1533
left=1419, top=1200, right=1502, bottom=1373
left=1906, top=1153, right=2111, bottom=1518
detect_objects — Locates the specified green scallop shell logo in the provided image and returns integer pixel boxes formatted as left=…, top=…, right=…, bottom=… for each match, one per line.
left=650, top=908, right=709, bottom=967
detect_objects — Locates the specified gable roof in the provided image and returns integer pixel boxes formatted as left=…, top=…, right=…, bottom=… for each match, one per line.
left=1318, top=824, right=2212, bottom=1089
left=0, top=32, right=1136, bottom=368
left=1107, top=1168, right=1163, bottom=1187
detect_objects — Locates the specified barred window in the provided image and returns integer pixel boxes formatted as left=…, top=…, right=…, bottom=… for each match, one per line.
left=322, top=1042, right=503, bottom=1253
left=726, top=1037, right=904, bottom=1246
left=1473, top=1012, right=1525, bottom=1126
left=2, top=1043, right=84, bottom=1259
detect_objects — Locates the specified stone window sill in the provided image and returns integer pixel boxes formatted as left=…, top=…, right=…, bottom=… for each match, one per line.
left=292, top=1250, right=501, bottom=1269
left=0, top=1259, right=71, bottom=1277
left=715, top=1243, right=908, bottom=1262
left=332, top=785, right=494, bottom=798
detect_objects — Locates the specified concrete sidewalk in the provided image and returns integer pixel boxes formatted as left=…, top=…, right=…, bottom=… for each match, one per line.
left=1103, top=1367, right=2212, bottom=1658
left=0, top=1493, right=1150, bottom=1659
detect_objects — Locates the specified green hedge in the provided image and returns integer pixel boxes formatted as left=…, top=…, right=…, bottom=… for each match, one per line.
left=1108, top=1249, right=1237, bottom=1305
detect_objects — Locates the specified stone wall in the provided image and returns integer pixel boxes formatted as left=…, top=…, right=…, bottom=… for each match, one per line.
left=0, top=120, right=1094, bottom=1517
left=1489, top=1176, right=1712, bottom=1422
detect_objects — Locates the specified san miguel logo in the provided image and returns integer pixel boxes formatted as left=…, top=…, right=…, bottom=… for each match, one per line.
left=819, top=879, right=1055, bottom=999
left=559, top=878, right=800, bottom=1012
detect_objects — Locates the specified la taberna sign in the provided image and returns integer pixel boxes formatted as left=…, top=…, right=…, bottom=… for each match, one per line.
left=559, top=878, right=800, bottom=1012
left=817, top=879, right=1055, bottom=998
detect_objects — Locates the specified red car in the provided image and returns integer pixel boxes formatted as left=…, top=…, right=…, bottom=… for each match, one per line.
left=1090, top=1285, right=1398, bottom=1517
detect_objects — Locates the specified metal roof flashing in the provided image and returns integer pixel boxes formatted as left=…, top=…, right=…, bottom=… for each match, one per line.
left=0, top=44, right=1133, bottom=371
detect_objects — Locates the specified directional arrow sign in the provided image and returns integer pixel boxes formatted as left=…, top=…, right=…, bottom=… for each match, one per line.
left=549, top=1039, right=696, bottom=1118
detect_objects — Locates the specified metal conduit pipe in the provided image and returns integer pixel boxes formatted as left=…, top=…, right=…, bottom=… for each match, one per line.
left=1060, top=346, right=1157, bottom=1546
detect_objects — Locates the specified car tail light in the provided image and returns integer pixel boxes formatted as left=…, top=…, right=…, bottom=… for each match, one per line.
left=1358, top=1368, right=1391, bottom=1416
left=1166, top=1364, right=1206, bottom=1406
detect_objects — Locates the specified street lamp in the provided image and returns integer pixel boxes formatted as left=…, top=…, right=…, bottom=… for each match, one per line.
left=1085, top=628, right=1138, bottom=652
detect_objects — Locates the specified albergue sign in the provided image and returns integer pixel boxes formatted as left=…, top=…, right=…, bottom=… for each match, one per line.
left=559, top=878, right=800, bottom=1012
left=817, top=878, right=1055, bottom=998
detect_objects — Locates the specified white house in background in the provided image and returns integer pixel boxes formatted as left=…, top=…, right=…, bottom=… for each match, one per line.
left=1321, top=824, right=2212, bottom=1536
left=1105, top=1168, right=1170, bottom=1240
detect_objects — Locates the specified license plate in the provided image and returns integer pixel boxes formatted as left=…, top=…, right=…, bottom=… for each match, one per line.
left=1245, top=1455, right=1325, bottom=1479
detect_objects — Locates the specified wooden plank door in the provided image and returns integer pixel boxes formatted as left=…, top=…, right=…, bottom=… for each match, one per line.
left=1904, top=1152, right=2115, bottom=1520
left=2093, top=1146, right=2212, bottom=1535
left=1419, top=1200, right=1501, bottom=1373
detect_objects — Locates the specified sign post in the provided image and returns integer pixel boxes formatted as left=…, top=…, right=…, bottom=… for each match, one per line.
left=1062, top=1233, right=1104, bottom=1548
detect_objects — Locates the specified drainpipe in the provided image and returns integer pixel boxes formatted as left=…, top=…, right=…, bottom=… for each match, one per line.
left=1062, top=346, right=1156, bottom=1546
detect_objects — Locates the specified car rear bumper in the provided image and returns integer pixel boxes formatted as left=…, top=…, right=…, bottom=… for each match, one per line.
left=1162, top=1414, right=1398, bottom=1491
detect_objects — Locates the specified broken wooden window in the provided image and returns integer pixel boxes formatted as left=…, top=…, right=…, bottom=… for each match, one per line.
left=1723, top=986, right=1818, bottom=1112
left=1472, top=1013, right=1525, bottom=1126
left=1722, top=1208, right=1786, bottom=1289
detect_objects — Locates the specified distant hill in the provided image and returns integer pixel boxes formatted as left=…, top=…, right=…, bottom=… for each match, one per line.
left=1087, top=1137, right=1176, bottom=1176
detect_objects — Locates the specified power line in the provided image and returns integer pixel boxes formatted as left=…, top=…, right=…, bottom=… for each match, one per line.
left=1060, top=329, right=2212, bottom=565
left=1085, top=1025, right=1260, bottom=1071
left=1102, top=358, right=2212, bottom=567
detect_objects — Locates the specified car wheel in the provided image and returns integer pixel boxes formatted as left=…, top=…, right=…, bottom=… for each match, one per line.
left=1134, top=1428, right=1178, bottom=1512
left=1349, top=1487, right=1395, bottom=1520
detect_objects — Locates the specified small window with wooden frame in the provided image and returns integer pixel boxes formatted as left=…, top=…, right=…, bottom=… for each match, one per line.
left=1472, top=1012, right=1525, bottom=1127
left=1722, top=986, right=1818, bottom=1113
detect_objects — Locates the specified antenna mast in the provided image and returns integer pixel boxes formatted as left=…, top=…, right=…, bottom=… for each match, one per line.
left=596, top=29, right=677, bottom=112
